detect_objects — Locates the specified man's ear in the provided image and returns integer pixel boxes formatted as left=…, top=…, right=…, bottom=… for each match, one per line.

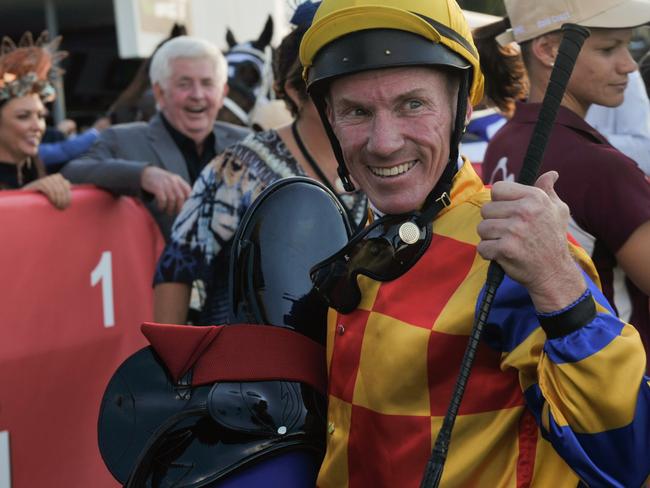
left=152, top=83, right=165, bottom=110
left=465, top=97, right=473, bottom=126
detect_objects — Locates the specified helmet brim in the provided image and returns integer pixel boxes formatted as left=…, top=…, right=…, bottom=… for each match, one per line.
left=306, top=29, right=471, bottom=93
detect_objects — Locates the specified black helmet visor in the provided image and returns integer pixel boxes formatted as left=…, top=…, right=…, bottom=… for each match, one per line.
left=307, top=28, right=471, bottom=94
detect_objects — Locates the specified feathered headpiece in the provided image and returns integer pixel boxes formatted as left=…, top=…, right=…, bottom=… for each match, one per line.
left=0, top=31, right=67, bottom=103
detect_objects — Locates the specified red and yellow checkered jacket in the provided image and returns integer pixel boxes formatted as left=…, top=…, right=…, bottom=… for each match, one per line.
left=318, top=162, right=650, bottom=488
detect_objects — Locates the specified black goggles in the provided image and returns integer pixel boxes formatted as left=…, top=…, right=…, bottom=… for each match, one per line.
left=309, top=212, right=433, bottom=314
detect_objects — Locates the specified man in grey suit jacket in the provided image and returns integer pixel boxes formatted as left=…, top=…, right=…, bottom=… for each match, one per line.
left=63, top=36, right=250, bottom=239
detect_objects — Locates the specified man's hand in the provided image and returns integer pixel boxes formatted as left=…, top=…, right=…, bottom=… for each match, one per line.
left=477, top=171, right=586, bottom=312
left=140, top=166, right=191, bottom=216
left=24, top=174, right=72, bottom=210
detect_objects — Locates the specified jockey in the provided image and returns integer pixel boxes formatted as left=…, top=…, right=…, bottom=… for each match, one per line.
left=300, top=0, right=650, bottom=486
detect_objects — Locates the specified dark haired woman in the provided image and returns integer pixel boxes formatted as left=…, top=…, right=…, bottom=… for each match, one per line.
left=0, top=34, right=71, bottom=208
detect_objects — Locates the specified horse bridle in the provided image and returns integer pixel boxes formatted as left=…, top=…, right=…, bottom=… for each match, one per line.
left=222, top=82, right=257, bottom=126
left=224, top=42, right=274, bottom=126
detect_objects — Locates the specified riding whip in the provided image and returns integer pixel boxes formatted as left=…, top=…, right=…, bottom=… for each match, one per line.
left=420, top=23, right=591, bottom=488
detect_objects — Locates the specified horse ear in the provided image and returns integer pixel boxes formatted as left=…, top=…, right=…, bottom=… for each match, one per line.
left=170, top=23, right=187, bottom=37
left=255, top=15, right=274, bottom=49
left=226, top=28, right=237, bottom=48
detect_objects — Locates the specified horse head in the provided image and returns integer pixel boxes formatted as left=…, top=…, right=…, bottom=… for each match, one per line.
left=220, top=15, right=275, bottom=127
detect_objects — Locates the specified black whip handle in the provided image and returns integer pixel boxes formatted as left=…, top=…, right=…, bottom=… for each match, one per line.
left=420, top=23, right=590, bottom=488
left=517, top=24, right=591, bottom=185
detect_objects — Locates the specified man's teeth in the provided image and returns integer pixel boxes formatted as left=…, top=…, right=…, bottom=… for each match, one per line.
left=186, top=107, right=205, bottom=113
left=369, top=161, right=417, bottom=177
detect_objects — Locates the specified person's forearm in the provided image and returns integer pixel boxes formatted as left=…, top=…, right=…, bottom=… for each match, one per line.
left=154, top=282, right=191, bottom=324
left=526, top=254, right=587, bottom=314
left=616, top=219, right=650, bottom=296
left=39, top=129, right=99, bottom=166
left=61, top=158, right=146, bottom=196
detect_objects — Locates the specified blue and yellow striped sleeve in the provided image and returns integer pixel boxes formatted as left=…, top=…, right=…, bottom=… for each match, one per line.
left=485, top=266, right=649, bottom=487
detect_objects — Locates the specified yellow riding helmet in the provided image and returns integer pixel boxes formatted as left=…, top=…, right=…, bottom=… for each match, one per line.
left=300, top=0, right=484, bottom=107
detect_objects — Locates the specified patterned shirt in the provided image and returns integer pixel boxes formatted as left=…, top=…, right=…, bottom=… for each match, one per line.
left=318, top=161, right=650, bottom=488
left=155, top=129, right=366, bottom=324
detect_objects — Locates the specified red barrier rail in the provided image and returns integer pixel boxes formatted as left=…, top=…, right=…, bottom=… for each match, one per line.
left=0, top=187, right=164, bottom=487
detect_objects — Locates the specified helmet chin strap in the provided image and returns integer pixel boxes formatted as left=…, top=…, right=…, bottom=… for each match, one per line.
left=337, top=164, right=356, bottom=193
left=416, top=70, right=469, bottom=226
left=311, top=91, right=357, bottom=192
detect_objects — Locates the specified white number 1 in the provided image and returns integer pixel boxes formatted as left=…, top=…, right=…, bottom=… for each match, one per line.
left=91, top=251, right=115, bottom=328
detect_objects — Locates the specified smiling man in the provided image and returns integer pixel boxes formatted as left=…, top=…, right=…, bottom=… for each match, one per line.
left=300, top=0, right=650, bottom=487
left=62, top=36, right=249, bottom=239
